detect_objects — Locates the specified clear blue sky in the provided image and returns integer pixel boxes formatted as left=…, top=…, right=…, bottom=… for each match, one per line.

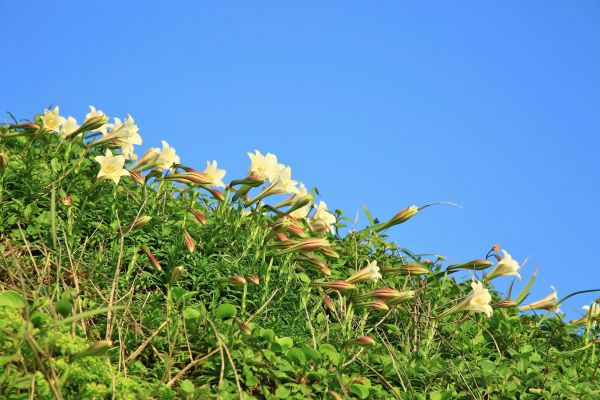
left=2, top=1, right=599, bottom=318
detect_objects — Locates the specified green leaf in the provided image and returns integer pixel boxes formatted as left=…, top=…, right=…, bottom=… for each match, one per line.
left=180, top=379, right=194, bottom=394
left=55, top=298, right=73, bottom=317
left=318, top=343, right=339, bottom=364
left=275, top=387, right=290, bottom=398
left=286, top=347, right=307, bottom=365
left=183, top=307, right=201, bottom=320
left=349, top=383, right=370, bottom=399
left=0, top=290, right=25, bottom=309
left=430, top=391, right=453, bottom=400
left=213, top=303, right=237, bottom=319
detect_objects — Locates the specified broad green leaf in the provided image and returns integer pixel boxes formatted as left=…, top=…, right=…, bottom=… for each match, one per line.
left=0, top=290, right=25, bottom=309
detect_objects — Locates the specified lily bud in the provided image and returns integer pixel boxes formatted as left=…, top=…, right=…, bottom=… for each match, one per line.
left=183, top=230, right=196, bottom=253
left=294, top=254, right=331, bottom=276
left=354, top=299, right=389, bottom=312
left=345, top=336, right=376, bottom=348
left=0, top=153, right=9, bottom=174
left=71, top=114, right=109, bottom=138
left=164, top=171, right=213, bottom=186
left=71, top=340, right=112, bottom=361
left=322, top=294, right=336, bottom=312
left=130, top=147, right=161, bottom=171
left=142, top=245, right=162, bottom=271
left=235, top=318, right=252, bottom=335
left=492, top=245, right=500, bottom=252
left=381, top=263, right=430, bottom=275
left=328, top=391, right=343, bottom=400
left=129, top=170, right=146, bottom=185
left=276, top=233, right=289, bottom=242
left=168, top=266, right=185, bottom=285
left=354, top=288, right=414, bottom=306
left=130, top=215, right=152, bottom=231
left=319, top=246, right=340, bottom=259
left=186, top=206, right=207, bottom=225
left=272, top=238, right=331, bottom=256
left=495, top=300, right=517, bottom=308
left=207, top=187, right=225, bottom=201
left=223, top=276, right=247, bottom=286
left=310, top=280, right=356, bottom=292
left=446, top=260, right=494, bottom=272
left=375, top=206, right=418, bottom=232
left=230, top=175, right=265, bottom=187
left=247, top=273, right=260, bottom=285
left=62, top=196, right=73, bottom=207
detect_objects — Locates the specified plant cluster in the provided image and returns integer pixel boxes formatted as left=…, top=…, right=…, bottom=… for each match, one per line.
left=0, top=106, right=599, bottom=399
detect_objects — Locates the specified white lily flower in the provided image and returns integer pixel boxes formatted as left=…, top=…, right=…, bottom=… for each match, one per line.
left=156, top=141, right=180, bottom=170
left=94, top=149, right=130, bottom=184
left=59, top=116, right=80, bottom=139
left=85, top=106, right=109, bottom=135
left=290, top=204, right=311, bottom=219
left=247, top=150, right=279, bottom=181
left=310, top=201, right=337, bottom=233
left=271, top=165, right=299, bottom=194
left=41, top=106, right=66, bottom=132
left=519, top=286, right=560, bottom=313
left=437, top=280, right=493, bottom=319
left=487, top=250, right=522, bottom=280
left=346, top=260, right=382, bottom=284
left=203, top=160, right=226, bottom=188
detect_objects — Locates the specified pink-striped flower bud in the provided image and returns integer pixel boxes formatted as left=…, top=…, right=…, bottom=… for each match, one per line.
left=381, top=263, right=430, bottom=275
left=446, top=260, right=494, bottom=272
left=183, top=230, right=196, bottom=253
left=322, top=294, right=336, bottom=312
left=142, top=245, right=162, bottom=271
left=62, top=195, right=73, bottom=207
left=295, top=254, right=332, bottom=276
left=247, top=273, right=260, bottom=285
left=129, top=170, right=146, bottom=185
left=186, top=206, right=207, bottom=225
left=345, top=336, right=376, bottom=348
left=235, top=318, right=252, bottom=335
left=130, top=215, right=152, bottom=231
left=223, top=276, right=247, bottom=286
left=310, top=280, right=356, bottom=292
left=354, top=299, right=389, bottom=312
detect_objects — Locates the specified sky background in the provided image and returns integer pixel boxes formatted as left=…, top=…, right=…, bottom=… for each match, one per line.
left=1, top=1, right=599, bottom=319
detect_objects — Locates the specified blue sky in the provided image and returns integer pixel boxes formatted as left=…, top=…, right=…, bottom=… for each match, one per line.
left=2, top=1, right=599, bottom=318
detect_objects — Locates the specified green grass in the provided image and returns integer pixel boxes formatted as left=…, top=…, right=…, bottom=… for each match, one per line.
left=0, top=107, right=599, bottom=399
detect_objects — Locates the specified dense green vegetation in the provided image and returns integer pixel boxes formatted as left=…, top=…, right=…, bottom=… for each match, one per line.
left=0, top=107, right=598, bottom=399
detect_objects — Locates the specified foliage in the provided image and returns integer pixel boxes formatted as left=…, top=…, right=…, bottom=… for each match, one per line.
left=0, top=108, right=599, bottom=399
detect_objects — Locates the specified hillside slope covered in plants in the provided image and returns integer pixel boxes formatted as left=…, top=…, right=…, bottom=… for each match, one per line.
left=0, top=106, right=598, bottom=399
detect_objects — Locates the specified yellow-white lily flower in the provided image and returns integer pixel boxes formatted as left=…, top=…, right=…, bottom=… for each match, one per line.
left=437, top=281, right=493, bottom=319
left=487, top=250, right=522, bottom=280
left=156, top=141, right=180, bottom=170
left=94, top=149, right=130, bottom=184
left=271, top=165, right=299, bottom=194
left=105, top=116, right=142, bottom=160
left=290, top=204, right=311, bottom=219
left=519, top=286, right=560, bottom=313
left=203, top=160, right=226, bottom=188
left=247, top=150, right=279, bottom=181
left=41, top=106, right=66, bottom=132
left=310, top=201, right=336, bottom=233
left=59, top=116, right=80, bottom=139
left=346, top=260, right=382, bottom=284
left=85, top=106, right=109, bottom=135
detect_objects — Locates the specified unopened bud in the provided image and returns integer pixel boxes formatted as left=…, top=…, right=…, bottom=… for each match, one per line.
left=168, top=265, right=185, bottom=285
left=376, top=206, right=418, bottom=232
left=183, top=230, right=196, bottom=253
left=130, top=147, right=161, bottom=171
left=495, top=300, right=517, bottom=308
left=142, top=245, right=162, bottom=271
left=355, top=299, right=389, bottom=312
left=446, top=260, right=494, bottom=272
left=71, top=340, right=112, bottom=361
left=381, top=263, right=430, bottom=275
left=223, top=276, right=247, bottom=286
left=235, top=318, right=252, bottom=335
left=346, top=336, right=376, bottom=348
left=247, top=273, right=260, bottom=285
left=492, top=245, right=500, bottom=252
left=328, top=391, right=343, bottom=400
left=207, top=188, right=225, bottom=201
left=319, top=246, right=340, bottom=259
left=295, top=254, right=331, bottom=276
left=0, top=153, right=9, bottom=173
left=310, top=280, right=356, bottom=292
left=129, top=170, right=146, bottom=185
left=62, top=196, right=73, bottom=207
left=186, top=206, right=206, bottom=225
left=230, top=175, right=265, bottom=187
left=75, top=115, right=109, bottom=136
left=322, top=294, right=336, bottom=312
left=130, top=215, right=152, bottom=231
